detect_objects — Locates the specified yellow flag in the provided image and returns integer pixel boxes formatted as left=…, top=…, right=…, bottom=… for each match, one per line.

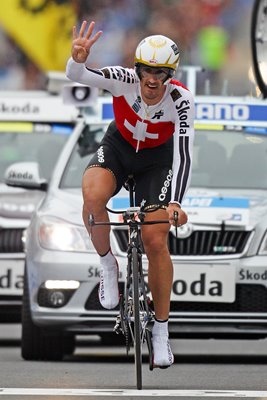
left=0, top=0, right=75, bottom=71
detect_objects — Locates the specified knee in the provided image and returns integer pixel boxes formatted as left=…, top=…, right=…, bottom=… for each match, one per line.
left=142, top=231, right=168, bottom=254
left=82, top=176, right=97, bottom=208
left=82, top=173, right=106, bottom=214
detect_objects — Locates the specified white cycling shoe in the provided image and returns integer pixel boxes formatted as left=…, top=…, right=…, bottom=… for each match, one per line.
left=152, top=334, right=174, bottom=368
left=98, top=251, right=119, bottom=309
left=152, top=320, right=174, bottom=368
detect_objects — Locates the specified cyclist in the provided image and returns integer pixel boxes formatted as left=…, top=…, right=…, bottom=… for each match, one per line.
left=66, top=20, right=195, bottom=368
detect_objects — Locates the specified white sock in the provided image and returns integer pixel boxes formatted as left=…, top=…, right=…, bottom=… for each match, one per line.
left=152, top=320, right=169, bottom=336
left=152, top=320, right=174, bottom=367
left=100, top=250, right=117, bottom=269
left=98, top=250, right=119, bottom=309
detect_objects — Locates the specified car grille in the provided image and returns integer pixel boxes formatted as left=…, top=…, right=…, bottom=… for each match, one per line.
left=0, top=229, right=24, bottom=253
left=113, top=229, right=251, bottom=256
left=84, top=284, right=267, bottom=313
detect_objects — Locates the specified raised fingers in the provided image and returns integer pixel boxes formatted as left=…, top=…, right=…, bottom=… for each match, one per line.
left=73, top=20, right=102, bottom=42
left=90, top=30, right=103, bottom=45
left=72, top=25, right=78, bottom=40
left=72, top=21, right=89, bottom=40
left=79, top=20, right=89, bottom=38
left=84, top=21, right=96, bottom=39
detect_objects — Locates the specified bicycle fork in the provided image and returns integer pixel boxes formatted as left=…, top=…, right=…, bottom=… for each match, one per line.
left=113, top=247, right=154, bottom=352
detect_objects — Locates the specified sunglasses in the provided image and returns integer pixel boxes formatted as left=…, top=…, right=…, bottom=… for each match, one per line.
left=139, top=66, right=170, bottom=81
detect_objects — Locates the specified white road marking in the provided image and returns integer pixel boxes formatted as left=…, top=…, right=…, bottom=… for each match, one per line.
left=0, top=388, right=267, bottom=397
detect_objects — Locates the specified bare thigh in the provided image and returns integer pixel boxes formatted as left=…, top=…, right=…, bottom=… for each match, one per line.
left=82, top=167, right=116, bottom=210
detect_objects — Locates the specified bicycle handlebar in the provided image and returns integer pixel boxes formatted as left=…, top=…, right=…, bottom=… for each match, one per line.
left=105, top=205, right=162, bottom=215
left=88, top=209, right=179, bottom=231
left=88, top=218, right=170, bottom=227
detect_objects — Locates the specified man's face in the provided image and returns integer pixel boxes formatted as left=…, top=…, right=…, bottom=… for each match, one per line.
left=139, top=66, right=171, bottom=105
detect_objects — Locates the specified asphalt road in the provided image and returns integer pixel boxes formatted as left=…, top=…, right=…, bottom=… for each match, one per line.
left=1, top=324, right=267, bottom=399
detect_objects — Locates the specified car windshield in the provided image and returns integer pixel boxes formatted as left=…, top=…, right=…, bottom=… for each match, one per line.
left=0, top=122, right=73, bottom=182
left=60, top=124, right=106, bottom=188
left=60, top=125, right=267, bottom=190
left=191, top=128, right=267, bottom=189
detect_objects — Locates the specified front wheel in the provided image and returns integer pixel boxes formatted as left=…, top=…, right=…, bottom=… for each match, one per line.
left=132, top=247, right=142, bottom=390
left=251, top=0, right=267, bottom=97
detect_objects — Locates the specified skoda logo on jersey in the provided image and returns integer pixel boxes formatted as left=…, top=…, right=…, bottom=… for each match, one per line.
left=172, top=223, right=194, bottom=239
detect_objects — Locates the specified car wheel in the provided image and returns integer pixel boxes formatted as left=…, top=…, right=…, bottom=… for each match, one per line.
left=21, top=264, right=74, bottom=361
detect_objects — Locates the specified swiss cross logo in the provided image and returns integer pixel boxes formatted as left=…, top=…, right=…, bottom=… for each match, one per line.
left=124, top=119, right=159, bottom=142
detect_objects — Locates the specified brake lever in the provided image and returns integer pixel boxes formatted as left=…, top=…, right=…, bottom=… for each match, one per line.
left=88, top=214, right=95, bottom=226
left=88, top=214, right=95, bottom=238
left=174, top=211, right=178, bottom=238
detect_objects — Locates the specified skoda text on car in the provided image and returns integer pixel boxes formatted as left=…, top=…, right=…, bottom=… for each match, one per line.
left=5, top=80, right=267, bottom=360
left=0, top=86, right=78, bottom=322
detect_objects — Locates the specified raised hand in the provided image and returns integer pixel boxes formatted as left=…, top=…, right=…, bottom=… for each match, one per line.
left=72, top=21, right=102, bottom=63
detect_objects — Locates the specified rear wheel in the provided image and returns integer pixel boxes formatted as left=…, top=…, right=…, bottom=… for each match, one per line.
left=132, top=248, right=142, bottom=390
left=21, top=264, right=75, bottom=361
left=251, top=0, right=267, bottom=97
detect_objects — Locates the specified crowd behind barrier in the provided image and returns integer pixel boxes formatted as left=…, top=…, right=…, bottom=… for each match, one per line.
left=0, top=0, right=254, bottom=95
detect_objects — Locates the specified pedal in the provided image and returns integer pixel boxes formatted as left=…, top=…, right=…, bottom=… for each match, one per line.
left=153, top=363, right=171, bottom=370
left=113, top=315, right=122, bottom=334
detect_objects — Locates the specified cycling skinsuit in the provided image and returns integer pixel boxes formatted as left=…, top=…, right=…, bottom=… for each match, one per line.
left=66, top=59, right=195, bottom=209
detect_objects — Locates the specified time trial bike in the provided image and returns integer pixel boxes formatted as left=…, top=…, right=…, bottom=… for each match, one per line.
left=88, top=175, right=178, bottom=390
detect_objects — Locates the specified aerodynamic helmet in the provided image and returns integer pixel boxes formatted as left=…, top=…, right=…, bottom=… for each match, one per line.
left=134, top=34, right=180, bottom=80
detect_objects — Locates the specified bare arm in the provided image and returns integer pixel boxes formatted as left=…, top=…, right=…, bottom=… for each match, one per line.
left=71, top=21, right=102, bottom=64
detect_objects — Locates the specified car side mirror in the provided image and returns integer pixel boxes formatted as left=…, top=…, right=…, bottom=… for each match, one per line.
left=4, top=162, right=48, bottom=191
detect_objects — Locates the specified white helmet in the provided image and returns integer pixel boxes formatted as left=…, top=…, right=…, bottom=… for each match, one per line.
left=134, top=34, right=180, bottom=72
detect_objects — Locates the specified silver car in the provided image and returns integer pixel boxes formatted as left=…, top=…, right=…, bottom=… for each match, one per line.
left=6, top=94, right=267, bottom=360
left=0, top=90, right=77, bottom=323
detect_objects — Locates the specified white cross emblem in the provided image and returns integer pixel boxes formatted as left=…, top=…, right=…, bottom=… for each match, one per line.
left=124, top=119, right=159, bottom=142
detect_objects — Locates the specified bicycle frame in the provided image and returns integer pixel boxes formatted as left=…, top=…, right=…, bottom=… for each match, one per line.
left=114, top=210, right=153, bottom=389
left=114, top=206, right=153, bottom=329
left=113, top=177, right=155, bottom=389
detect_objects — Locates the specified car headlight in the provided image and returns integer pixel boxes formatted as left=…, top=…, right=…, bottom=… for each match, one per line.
left=38, top=216, right=95, bottom=252
left=258, top=230, right=267, bottom=255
